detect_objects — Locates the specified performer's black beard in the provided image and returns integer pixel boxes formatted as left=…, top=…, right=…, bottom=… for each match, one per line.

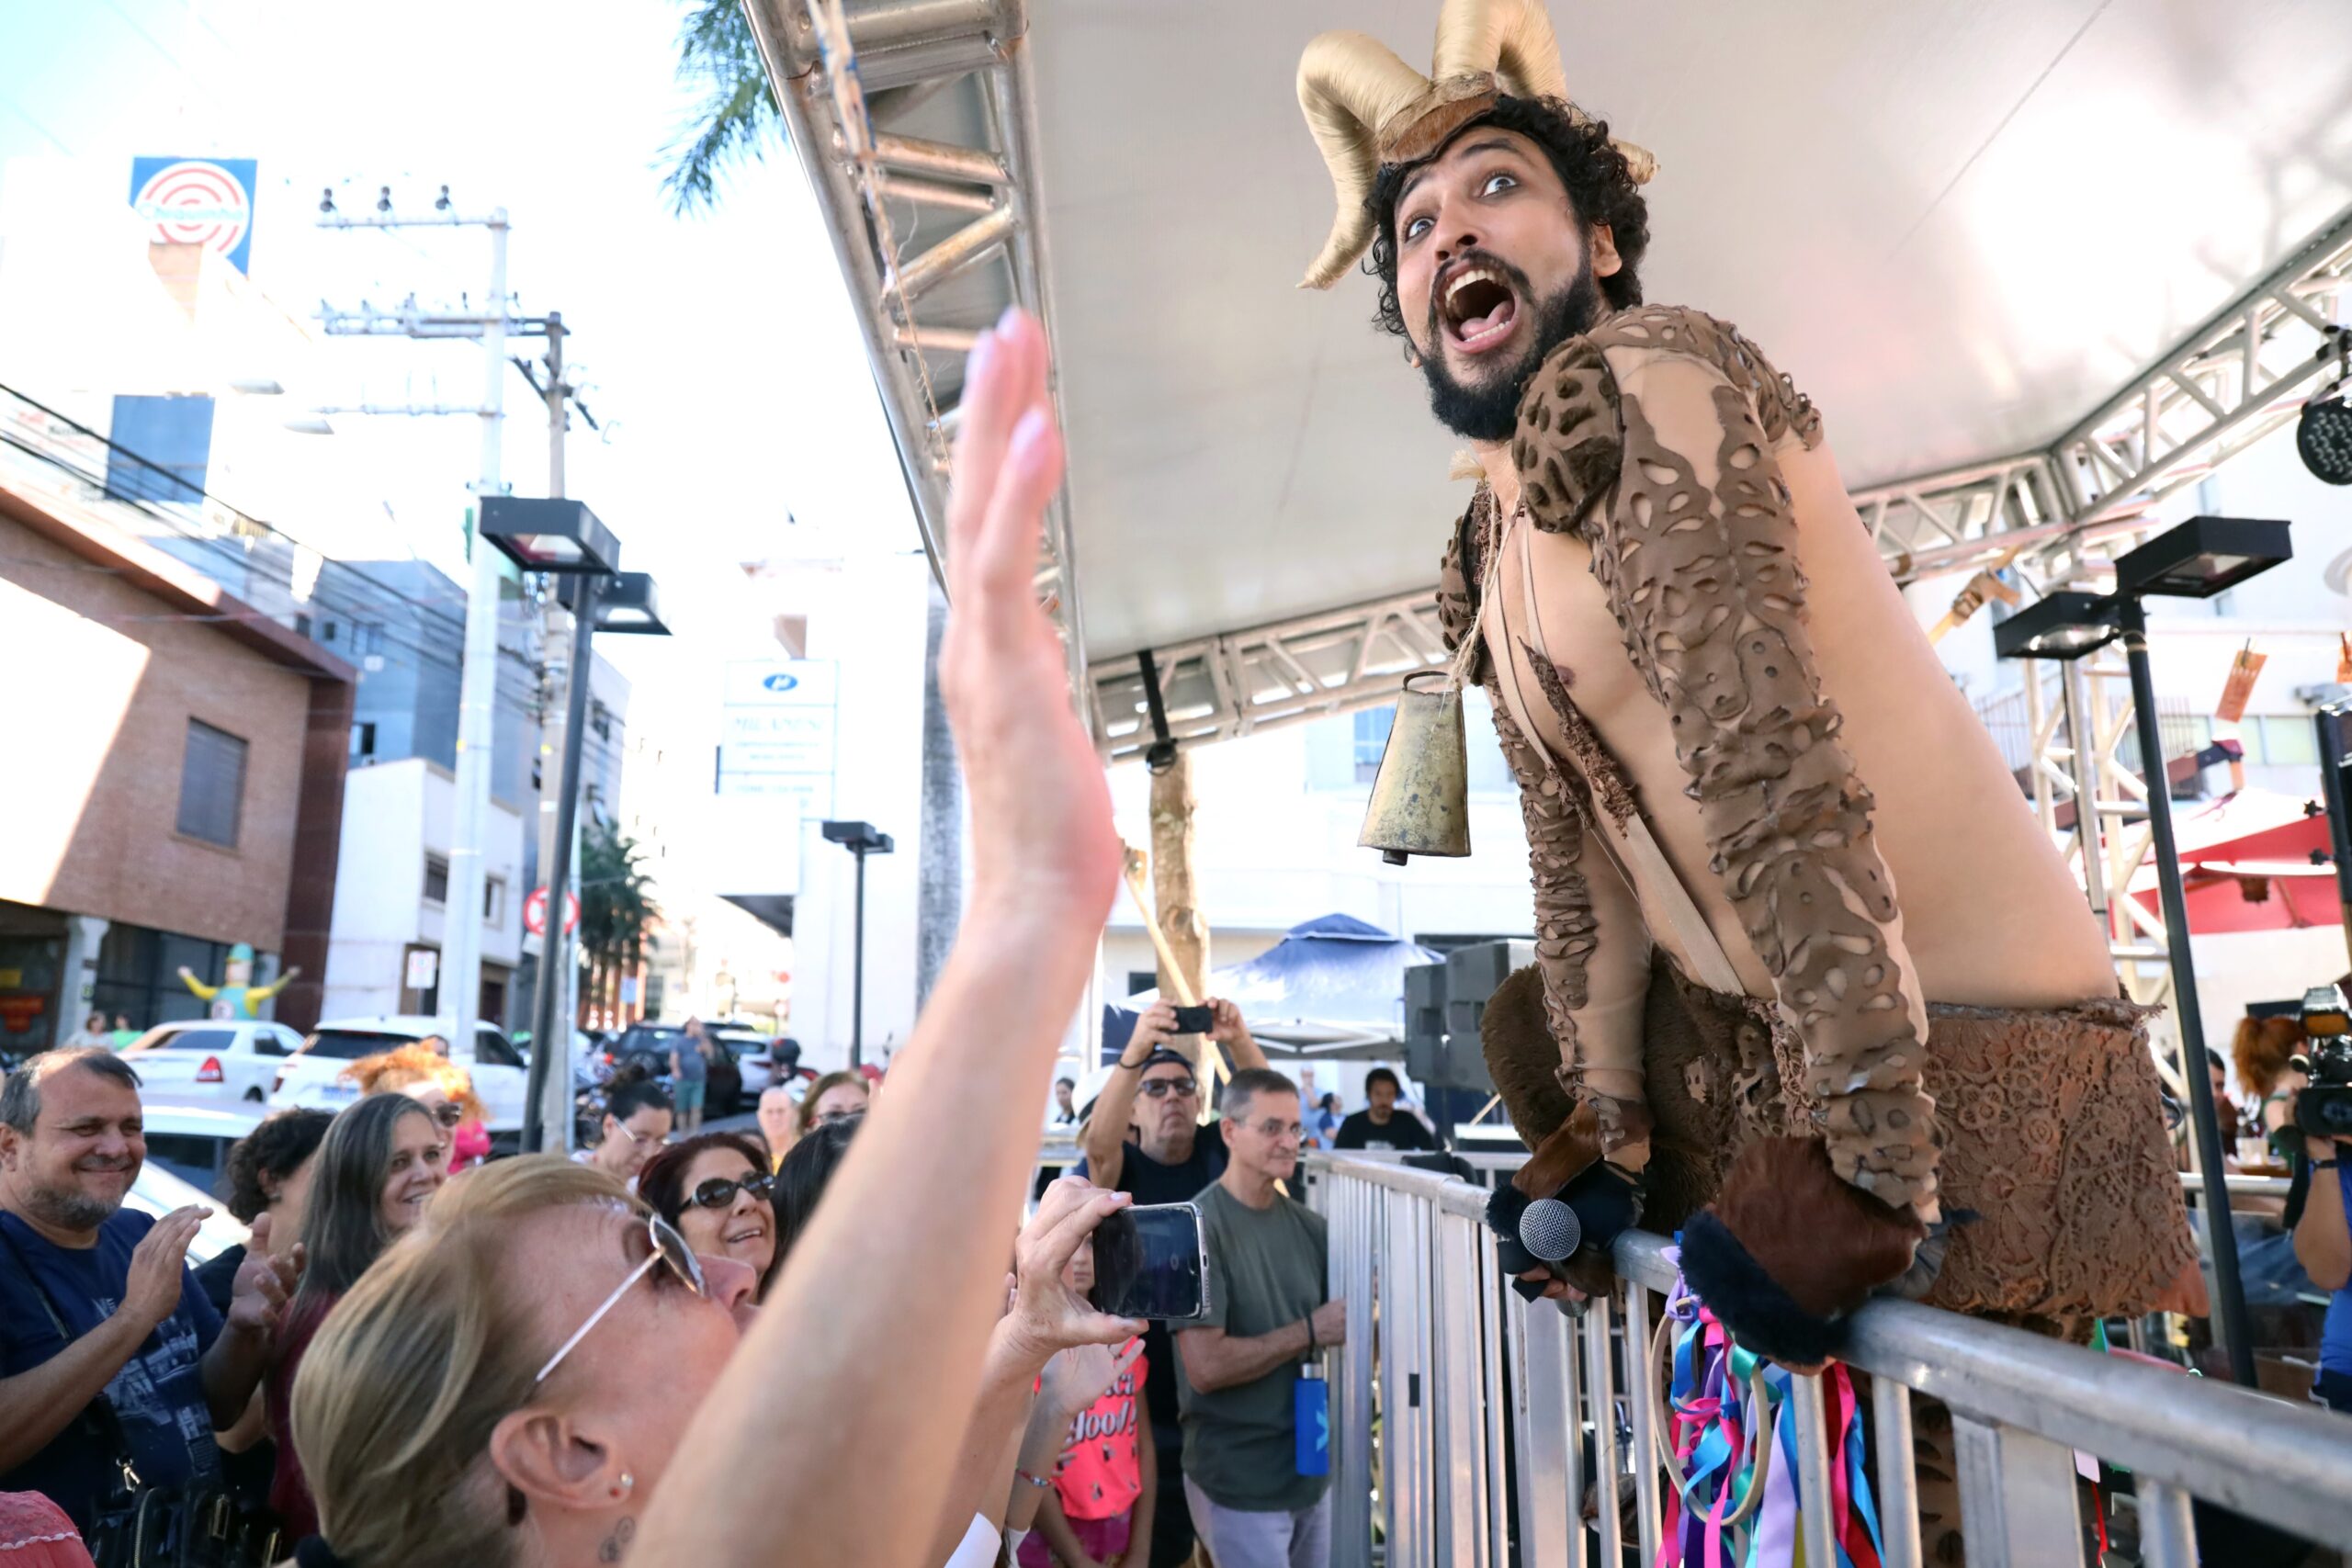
left=1419, top=253, right=1604, bottom=443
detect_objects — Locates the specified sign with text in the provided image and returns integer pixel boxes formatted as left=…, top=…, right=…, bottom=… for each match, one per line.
left=129, top=157, right=258, bottom=276
left=718, top=660, right=837, bottom=825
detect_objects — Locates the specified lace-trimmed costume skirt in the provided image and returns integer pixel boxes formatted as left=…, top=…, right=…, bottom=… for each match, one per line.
left=1486, top=954, right=2200, bottom=1320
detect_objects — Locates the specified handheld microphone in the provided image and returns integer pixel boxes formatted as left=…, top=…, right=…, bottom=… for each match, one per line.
left=1519, top=1197, right=1582, bottom=1262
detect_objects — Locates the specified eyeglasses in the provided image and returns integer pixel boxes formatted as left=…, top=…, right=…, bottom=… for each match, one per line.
left=1138, top=1077, right=1198, bottom=1100
left=426, top=1101, right=465, bottom=1129
left=536, top=1213, right=706, bottom=1385
left=688, top=1172, right=779, bottom=1210
left=811, top=1107, right=865, bottom=1128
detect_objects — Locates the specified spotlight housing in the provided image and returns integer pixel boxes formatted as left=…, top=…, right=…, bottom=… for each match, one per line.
left=2112, top=515, right=2292, bottom=601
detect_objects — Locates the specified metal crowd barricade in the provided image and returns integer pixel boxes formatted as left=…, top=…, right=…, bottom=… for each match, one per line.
left=1302, top=1153, right=2352, bottom=1567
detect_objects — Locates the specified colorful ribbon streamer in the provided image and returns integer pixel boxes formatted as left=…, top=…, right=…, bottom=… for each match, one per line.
left=1654, top=1254, right=1885, bottom=1568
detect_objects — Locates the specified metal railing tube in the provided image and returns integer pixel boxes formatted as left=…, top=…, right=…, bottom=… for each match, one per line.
left=1582, top=1295, right=1623, bottom=1568
left=1623, top=1279, right=1662, bottom=1560
left=1871, top=1374, right=1923, bottom=1568
left=1786, top=1369, right=1839, bottom=1568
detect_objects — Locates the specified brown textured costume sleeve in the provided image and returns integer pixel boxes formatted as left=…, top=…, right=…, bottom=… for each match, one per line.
left=1510, top=306, right=1940, bottom=1218
left=1437, top=500, right=1652, bottom=1153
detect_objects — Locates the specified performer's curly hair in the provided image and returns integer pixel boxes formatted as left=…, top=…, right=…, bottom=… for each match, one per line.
left=1363, top=94, right=1651, bottom=340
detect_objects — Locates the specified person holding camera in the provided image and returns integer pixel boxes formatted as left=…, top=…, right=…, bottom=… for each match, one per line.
left=1080, top=997, right=1269, bottom=1568
left=2293, top=1121, right=2351, bottom=1414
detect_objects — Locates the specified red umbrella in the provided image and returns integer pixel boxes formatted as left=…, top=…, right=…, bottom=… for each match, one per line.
left=2125, top=789, right=2339, bottom=934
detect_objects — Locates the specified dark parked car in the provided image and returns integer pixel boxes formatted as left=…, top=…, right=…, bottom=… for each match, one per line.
left=612, top=1022, right=744, bottom=1115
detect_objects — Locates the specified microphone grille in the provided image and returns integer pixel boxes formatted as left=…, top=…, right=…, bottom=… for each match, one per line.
left=1520, top=1197, right=1581, bottom=1262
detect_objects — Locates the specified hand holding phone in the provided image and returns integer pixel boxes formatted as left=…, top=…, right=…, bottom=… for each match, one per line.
left=1090, top=1202, right=1210, bottom=1321
left=1169, top=1004, right=1216, bottom=1036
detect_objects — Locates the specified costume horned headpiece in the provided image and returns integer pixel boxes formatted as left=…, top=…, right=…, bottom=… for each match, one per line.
left=1295, top=0, right=1657, bottom=289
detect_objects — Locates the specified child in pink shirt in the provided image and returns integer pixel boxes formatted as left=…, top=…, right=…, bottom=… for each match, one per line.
left=1020, top=1238, right=1156, bottom=1568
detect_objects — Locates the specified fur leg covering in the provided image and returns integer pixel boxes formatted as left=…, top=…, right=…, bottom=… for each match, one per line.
left=1679, top=1137, right=1925, bottom=1366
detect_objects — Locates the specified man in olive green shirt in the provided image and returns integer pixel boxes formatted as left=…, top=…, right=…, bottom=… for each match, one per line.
left=1174, top=1068, right=1346, bottom=1568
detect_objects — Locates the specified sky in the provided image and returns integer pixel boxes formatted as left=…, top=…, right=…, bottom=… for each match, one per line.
left=0, top=0, right=925, bottom=734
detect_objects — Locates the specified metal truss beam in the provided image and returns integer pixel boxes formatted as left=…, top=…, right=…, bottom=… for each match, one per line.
left=766, top=0, right=2350, bottom=759
left=746, top=0, right=1088, bottom=705
left=2009, top=662, right=2187, bottom=1085
left=1859, top=206, right=2352, bottom=586
left=1089, top=592, right=1451, bottom=761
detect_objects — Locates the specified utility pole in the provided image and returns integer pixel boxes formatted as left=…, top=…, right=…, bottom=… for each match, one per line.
left=315, top=190, right=587, bottom=1082
left=315, top=196, right=512, bottom=1066
left=441, top=210, right=509, bottom=1079
left=514, top=311, right=604, bottom=1148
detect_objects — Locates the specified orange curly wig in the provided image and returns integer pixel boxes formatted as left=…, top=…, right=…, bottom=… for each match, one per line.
left=338, top=1043, right=488, bottom=1126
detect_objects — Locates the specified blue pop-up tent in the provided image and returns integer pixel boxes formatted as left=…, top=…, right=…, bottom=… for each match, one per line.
left=1102, top=913, right=1441, bottom=1062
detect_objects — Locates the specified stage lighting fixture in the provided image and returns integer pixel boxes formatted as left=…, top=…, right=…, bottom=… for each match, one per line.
left=1990, top=592, right=2118, bottom=661
left=2302, top=380, right=2352, bottom=487
left=2112, top=515, right=2293, bottom=600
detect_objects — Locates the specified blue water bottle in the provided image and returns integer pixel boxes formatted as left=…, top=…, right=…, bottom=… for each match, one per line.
left=1295, top=1360, right=1330, bottom=1476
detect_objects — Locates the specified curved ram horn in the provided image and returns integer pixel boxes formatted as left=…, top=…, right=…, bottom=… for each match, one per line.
left=1295, top=31, right=1432, bottom=289
left=1431, top=0, right=1566, bottom=99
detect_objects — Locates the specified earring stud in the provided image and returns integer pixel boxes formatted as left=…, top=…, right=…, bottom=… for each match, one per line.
left=612, top=1471, right=634, bottom=1501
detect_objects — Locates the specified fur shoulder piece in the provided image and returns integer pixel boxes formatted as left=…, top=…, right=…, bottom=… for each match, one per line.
left=1511, top=305, right=1823, bottom=537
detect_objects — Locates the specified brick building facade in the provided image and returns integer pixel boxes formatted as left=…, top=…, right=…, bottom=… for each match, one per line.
left=0, top=474, right=351, bottom=1048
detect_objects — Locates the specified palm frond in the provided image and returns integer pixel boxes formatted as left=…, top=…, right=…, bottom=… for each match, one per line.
left=662, top=0, right=783, bottom=215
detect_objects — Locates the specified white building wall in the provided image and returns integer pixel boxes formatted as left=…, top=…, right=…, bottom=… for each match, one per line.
left=1099, top=690, right=1538, bottom=1001
left=324, top=762, right=427, bottom=1018
left=775, top=552, right=929, bottom=1070
left=323, top=758, right=525, bottom=1018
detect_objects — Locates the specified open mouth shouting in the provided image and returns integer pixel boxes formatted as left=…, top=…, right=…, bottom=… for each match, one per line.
left=1437, top=257, right=1522, bottom=356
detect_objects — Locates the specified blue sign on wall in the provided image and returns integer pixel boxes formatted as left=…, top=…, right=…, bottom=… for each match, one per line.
left=128, top=157, right=258, bottom=276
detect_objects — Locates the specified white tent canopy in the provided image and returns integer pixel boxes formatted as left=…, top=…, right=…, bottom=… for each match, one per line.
left=755, top=0, right=2352, bottom=731
left=1033, top=0, right=2352, bottom=656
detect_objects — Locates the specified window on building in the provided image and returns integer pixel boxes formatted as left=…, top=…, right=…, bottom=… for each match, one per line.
left=175, top=719, right=247, bottom=847
left=321, top=620, right=339, bottom=644
left=105, top=394, right=214, bottom=504
left=2255, top=715, right=2320, bottom=769
left=424, top=853, right=450, bottom=905
left=1352, top=705, right=1396, bottom=784
left=591, top=702, right=613, bottom=741
left=350, top=722, right=377, bottom=762
left=484, top=876, right=505, bottom=924
left=355, top=622, right=384, bottom=656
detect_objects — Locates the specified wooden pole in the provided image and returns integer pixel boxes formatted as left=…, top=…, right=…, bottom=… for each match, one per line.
left=1149, top=751, right=1210, bottom=1045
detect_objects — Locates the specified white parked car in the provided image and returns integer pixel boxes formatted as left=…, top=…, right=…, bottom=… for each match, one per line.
left=269, top=1015, right=530, bottom=1131
left=120, top=1020, right=302, bottom=1103
left=128, top=1099, right=266, bottom=1266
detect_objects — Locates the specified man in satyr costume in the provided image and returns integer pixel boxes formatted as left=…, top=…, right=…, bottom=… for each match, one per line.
left=1295, top=0, right=2202, bottom=1379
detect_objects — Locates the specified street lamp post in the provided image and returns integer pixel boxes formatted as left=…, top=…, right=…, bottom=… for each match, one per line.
left=1994, top=514, right=2292, bottom=1390
left=481, top=501, right=660, bottom=1155
left=821, top=820, right=894, bottom=1067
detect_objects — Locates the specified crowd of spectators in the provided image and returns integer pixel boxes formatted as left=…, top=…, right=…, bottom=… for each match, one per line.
left=2, top=300, right=2341, bottom=1568
left=0, top=310, right=1231, bottom=1568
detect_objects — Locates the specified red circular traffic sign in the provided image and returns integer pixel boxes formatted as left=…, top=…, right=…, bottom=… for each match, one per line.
left=524, top=886, right=581, bottom=937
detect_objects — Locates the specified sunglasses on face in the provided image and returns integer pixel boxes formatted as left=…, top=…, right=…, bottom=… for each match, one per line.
left=1138, top=1077, right=1198, bottom=1100
left=536, top=1213, right=707, bottom=1385
left=812, top=1107, right=865, bottom=1128
left=689, top=1172, right=779, bottom=1211
left=426, top=1101, right=465, bottom=1128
